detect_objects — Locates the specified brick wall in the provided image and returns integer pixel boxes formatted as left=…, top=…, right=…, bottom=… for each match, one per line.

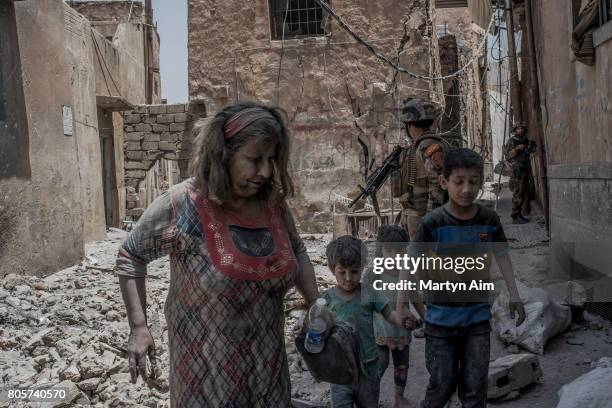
left=122, top=102, right=206, bottom=218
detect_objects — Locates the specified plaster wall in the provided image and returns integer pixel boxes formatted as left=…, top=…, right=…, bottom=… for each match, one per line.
left=0, top=0, right=85, bottom=277
left=64, top=4, right=107, bottom=241
left=188, top=0, right=439, bottom=231
left=531, top=1, right=612, bottom=280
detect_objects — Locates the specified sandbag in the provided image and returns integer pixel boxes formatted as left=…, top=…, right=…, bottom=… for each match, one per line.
left=491, top=282, right=571, bottom=355
left=556, top=358, right=612, bottom=408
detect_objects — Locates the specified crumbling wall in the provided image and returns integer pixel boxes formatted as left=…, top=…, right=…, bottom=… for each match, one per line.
left=122, top=103, right=204, bottom=218
left=0, top=0, right=85, bottom=278
left=434, top=7, right=491, bottom=175
left=188, top=0, right=438, bottom=231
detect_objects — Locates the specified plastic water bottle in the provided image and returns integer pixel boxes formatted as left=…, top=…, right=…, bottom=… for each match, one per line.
left=304, top=298, right=329, bottom=353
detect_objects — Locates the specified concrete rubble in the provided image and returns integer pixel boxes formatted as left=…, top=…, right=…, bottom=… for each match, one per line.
left=487, top=353, right=543, bottom=400
left=1, top=229, right=612, bottom=407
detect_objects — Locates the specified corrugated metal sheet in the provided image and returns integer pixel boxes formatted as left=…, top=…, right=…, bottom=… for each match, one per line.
left=436, top=0, right=468, bottom=8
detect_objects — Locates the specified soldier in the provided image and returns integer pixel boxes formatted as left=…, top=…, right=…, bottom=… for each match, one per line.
left=391, top=97, right=448, bottom=240
left=504, top=121, right=533, bottom=224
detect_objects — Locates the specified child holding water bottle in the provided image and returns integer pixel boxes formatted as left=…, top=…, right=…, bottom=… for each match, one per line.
left=321, top=235, right=414, bottom=407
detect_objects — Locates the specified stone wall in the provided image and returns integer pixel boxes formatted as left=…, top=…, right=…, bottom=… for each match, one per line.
left=188, top=0, right=440, bottom=231
left=122, top=103, right=205, bottom=218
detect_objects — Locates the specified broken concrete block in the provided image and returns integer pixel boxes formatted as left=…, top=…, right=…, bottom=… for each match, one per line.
left=487, top=353, right=542, bottom=400
left=77, top=359, right=105, bottom=380
left=105, top=310, right=121, bottom=321
left=77, top=376, right=101, bottom=392
left=59, top=365, right=81, bottom=382
left=50, top=380, right=81, bottom=407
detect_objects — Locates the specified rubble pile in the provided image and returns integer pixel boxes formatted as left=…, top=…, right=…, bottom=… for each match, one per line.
left=0, top=231, right=334, bottom=407
left=0, top=230, right=171, bottom=407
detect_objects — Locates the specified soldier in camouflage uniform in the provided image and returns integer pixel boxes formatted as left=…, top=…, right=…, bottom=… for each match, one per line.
left=391, top=98, right=448, bottom=240
left=504, top=122, right=532, bottom=224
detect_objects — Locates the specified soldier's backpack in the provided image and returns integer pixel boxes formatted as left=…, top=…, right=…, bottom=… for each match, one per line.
left=295, top=321, right=363, bottom=385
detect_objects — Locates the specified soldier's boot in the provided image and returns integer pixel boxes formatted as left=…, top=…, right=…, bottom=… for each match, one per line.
left=512, top=215, right=527, bottom=224
left=518, top=214, right=530, bottom=222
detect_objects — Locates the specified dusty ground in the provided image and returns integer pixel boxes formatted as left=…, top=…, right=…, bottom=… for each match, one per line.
left=0, top=190, right=611, bottom=407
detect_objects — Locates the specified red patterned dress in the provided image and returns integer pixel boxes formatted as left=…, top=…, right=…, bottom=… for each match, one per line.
left=116, top=179, right=305, bottom=407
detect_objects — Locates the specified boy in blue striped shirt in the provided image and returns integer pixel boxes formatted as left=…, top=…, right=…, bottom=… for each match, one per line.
left=398, top=148, right=526, bottom=408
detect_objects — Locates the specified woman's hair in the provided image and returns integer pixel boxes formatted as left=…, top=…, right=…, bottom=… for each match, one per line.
left=189, top=101, right=294, bottom=205
left=375, top=224, right=409, bottom=257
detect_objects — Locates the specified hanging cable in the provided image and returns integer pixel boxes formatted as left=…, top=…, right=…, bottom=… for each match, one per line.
left=313, top=0, right=495, bottom=81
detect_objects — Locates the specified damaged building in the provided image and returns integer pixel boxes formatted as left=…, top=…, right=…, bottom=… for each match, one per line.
left=0, top=0, right=164, bottom=277
left=188, top=0, right=449, bottom=231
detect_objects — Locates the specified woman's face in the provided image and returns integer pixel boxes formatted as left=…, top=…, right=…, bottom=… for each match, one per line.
left=228, top=137, right=278, bottom=199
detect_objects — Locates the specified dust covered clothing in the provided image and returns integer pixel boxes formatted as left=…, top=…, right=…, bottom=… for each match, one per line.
left=116, top=178, right=307, bottom=407
left=321, top=287, right=387, bottom=378
left=408, top=204, right=508, bottom=408
left=363, top=269, right=412, bottom=350
left=322, top=286, right=388, bottom=408
left=392, top=131, right=446, bottom=239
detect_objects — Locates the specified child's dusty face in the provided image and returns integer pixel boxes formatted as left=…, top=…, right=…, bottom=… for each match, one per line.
left=332, top=264, right=362, bottom=293
left=440, top=168, right=482, bottom=208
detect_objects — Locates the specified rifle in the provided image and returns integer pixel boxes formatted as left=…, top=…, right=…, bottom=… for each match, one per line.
left=348, top=145, right=404, bottom=210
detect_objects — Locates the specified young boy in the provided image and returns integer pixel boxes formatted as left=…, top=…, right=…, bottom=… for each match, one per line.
left=323, top=235, right=412, bottom=408
left=397, top=148, right=526, bottom=408
left=364, top=225, right=426, bottom=408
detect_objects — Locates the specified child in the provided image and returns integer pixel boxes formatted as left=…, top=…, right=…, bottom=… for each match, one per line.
left=322, top=235, right=412, bottom=408
left=397, top=148, right=526, bottom=408
left=365, top=225, right=426, bottom=408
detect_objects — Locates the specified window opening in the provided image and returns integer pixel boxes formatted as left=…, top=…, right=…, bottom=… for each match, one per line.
left=269, top=0, right=328, bottom=40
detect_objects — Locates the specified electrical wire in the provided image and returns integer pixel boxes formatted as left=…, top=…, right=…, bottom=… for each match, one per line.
left=313, top=0, right=496, bottom=81
left=91, top=29, right=122, bottom=96
left=275, top=0, right=290, bottom=105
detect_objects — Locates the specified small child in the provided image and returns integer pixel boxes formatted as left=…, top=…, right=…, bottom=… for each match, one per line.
left=397, top=148, right=526, bottom=408
left=365, top=225, right=425, bottom=408
left=322, top=235, right=412, bottom=408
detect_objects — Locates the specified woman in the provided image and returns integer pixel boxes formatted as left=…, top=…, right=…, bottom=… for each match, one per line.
left=116, top=102, right=319, bottom=406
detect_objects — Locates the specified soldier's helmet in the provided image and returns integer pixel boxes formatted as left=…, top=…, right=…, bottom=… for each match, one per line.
left=401, top=98, right=442, bottom=123
left=513, top=121, right=527, bottom=130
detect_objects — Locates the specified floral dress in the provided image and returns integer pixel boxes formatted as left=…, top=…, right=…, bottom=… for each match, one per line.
left=116, top=179, right=306, bottom=407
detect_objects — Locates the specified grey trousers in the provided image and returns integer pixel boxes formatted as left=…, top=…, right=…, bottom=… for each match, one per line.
left=420, top=322, right=490, bottom=408
left=330, top=374, right=380, bottom=408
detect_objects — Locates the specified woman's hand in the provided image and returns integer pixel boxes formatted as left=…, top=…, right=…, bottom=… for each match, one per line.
left=127, top=326, right=157, bottom=384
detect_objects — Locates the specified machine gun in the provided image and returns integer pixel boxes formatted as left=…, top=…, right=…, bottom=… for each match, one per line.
left=348, top=145, right=403, bottom=210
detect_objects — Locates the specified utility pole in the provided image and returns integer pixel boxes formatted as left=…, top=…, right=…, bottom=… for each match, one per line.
left=144, top=0, right=153, bottom=104
left=504, top=0, right=522, bottom=124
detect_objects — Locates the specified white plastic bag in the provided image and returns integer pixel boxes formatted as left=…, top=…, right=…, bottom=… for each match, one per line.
left=491, top=282, right=571, bottom=355
left=556, top=358, right=612, bottom=408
